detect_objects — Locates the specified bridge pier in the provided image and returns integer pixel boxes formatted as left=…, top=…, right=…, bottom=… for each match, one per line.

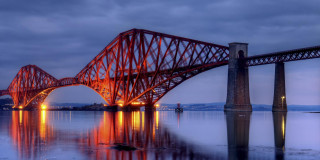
left=106, top=105, right=119, bottom=111
left=272, top=62, right=287, bottom=112
left=144, top=104, right=156, bottom=111
left=121, top=105, right=141, bottom=112
left=225, top=43, right=252, bottom=112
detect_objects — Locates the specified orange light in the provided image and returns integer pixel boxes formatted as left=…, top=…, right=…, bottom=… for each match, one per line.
left=18, top=106, right=23, bottom=109
left=19, top=110, right=23, bottom=124
left=117, top=100, right=124, bottom=107
left=41, top=104, right=47, bottom=110
left=152, top=89, right=156, bottom=93
left=118, top=111, right=123, bottom=126
left=133, top=111, right=140, bottom=130
left=40, top=110, right=47, bottom=139
left=132, top=101, right=143, bottom=105
left=155, top=111, right=159, bottom=129
left=155, top=103, right=160, bottom=107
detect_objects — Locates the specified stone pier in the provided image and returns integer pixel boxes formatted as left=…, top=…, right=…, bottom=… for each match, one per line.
left=225, top=43, right=252, bottom=111
left=144, top=104, right=156, bottom=111
left=272, top=62, right=287, bottom=112
left=121, top=105, right=141, bottom=111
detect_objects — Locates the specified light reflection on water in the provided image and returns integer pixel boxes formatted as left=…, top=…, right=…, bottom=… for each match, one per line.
left=0, top=111, right=320, bottom=159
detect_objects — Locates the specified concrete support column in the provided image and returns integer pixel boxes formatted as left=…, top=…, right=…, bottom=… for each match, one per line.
left=225, top=43, right=252, bottom=111
left=272, top=62, right=287, bottom=112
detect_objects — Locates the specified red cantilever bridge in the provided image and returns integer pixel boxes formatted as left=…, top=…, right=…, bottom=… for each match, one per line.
left=0, top=29, right=319, bottom=111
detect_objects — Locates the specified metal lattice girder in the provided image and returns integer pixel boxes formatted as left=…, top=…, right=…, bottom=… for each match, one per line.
left=246, top=45, right=320, bottom=66
left=0, top=90, right=9, bottom=96
left=2, top=29, right=320, bottom=108
left=3, top=29, right=320, bottom=109
left=7, top=65, right=58, bottom=108
left=2, top=29, right=229, bottom=108
left=6, top=66, right=80, bottom=108
left=76, top=29, right=229, bottom=106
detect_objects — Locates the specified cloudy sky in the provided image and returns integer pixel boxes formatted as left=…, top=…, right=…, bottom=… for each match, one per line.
left=1, top=0, right=320, bottom=105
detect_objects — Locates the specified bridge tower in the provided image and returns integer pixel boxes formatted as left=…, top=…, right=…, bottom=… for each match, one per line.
left=225, top=43, right=252, bottom=111
left=272, top=62, right=287, bottom=111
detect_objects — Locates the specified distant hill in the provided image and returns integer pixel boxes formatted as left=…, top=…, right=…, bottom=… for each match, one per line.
left=159, top=103, right=320, bottom=111
left=1, top=97, right=320, bottom=111
left=49, top=102, right=92, bottom=107
left=0, top=98, right=91, bottom=110
left=0, top=98, right=14, bottom=110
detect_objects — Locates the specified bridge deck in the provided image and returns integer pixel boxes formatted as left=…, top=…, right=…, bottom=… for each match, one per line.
left=0, top=90, right=9, bottom=96
left=247, top=45, right=320, bottom=66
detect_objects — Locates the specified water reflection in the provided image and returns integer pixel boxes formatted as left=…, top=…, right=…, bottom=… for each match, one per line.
left=176, top=112, right=181, bottom=128
left=273, top=112, right=287, bottom=160
left=1, top=110, right=319, bottom=159
left=225, top=112, right=251, bottom=160
left=76, top=111, right=214, bottom=159
left=2, top=111, right=212, bottom=159
left=9, top=111, right=55, bottom=159
left=224, top=111, right=288, bottom=159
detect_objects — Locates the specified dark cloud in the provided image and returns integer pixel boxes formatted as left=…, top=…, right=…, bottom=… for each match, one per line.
left=1, top=0, right=320, bottom=104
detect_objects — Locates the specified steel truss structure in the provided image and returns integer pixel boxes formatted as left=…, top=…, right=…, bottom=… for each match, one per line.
left=246, top=45, right=320, bottom=66
left=7, top=65, right=58, bottom=108
left=2, top=29, right=319, bottom=109
left=1, top=29, right=229, bottom=108
left=75, top=29, right=229, bottom=106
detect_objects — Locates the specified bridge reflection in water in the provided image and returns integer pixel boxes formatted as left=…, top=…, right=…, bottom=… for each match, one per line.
left=273, top=112, right=287, bottom=160
left=225, top=112, right=287, bottom=160
left=3, top=111, right=226, bottom=159
left=225, top=112, right=251, bottom=159
left=0, top=111, right=291, bottom=159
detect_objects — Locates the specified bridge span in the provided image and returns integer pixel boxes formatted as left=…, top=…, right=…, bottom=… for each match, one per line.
left=1, top=28, right=319, bottom=111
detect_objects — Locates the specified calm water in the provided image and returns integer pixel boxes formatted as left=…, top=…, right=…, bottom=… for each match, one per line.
left=0, top=111, right=320, bottom=160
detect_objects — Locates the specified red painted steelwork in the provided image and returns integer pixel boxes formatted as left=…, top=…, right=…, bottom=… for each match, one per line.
left=3, top=29, right=320, bottom=109
left=7, top=65, right=58, bottom=108
left=75, top=29, right=229, bottom=106
left=58, top=77, right=79, bottom=86
left=6, top=66, right=81, bottom=109
left=0, top=90, right=9, bottom=96
left=2, top=29, right=229, bottom=109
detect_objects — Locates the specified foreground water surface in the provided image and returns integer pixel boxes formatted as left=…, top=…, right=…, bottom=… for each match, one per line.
left=0, top=111, right=320, bottom=160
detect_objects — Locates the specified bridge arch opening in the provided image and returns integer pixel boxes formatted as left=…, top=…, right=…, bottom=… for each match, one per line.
left=157, top=66, right=228, bottom=105
left=43, top=85, right=107, bottom=108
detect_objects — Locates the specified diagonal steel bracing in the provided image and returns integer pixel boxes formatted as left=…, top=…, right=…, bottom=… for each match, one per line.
left=2, top=29, right=229, bottom=109
left=3, top=29, right=319, bottom=109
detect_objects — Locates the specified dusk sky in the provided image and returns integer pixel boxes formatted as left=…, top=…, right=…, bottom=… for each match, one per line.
left=1, top=0, right=320, bottom=105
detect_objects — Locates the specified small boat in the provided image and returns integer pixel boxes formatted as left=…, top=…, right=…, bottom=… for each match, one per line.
left=175, top=103, right=183, bottom=112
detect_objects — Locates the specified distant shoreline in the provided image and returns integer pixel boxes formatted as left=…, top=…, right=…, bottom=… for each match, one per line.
left=2, top=98, right=320, bottom=111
